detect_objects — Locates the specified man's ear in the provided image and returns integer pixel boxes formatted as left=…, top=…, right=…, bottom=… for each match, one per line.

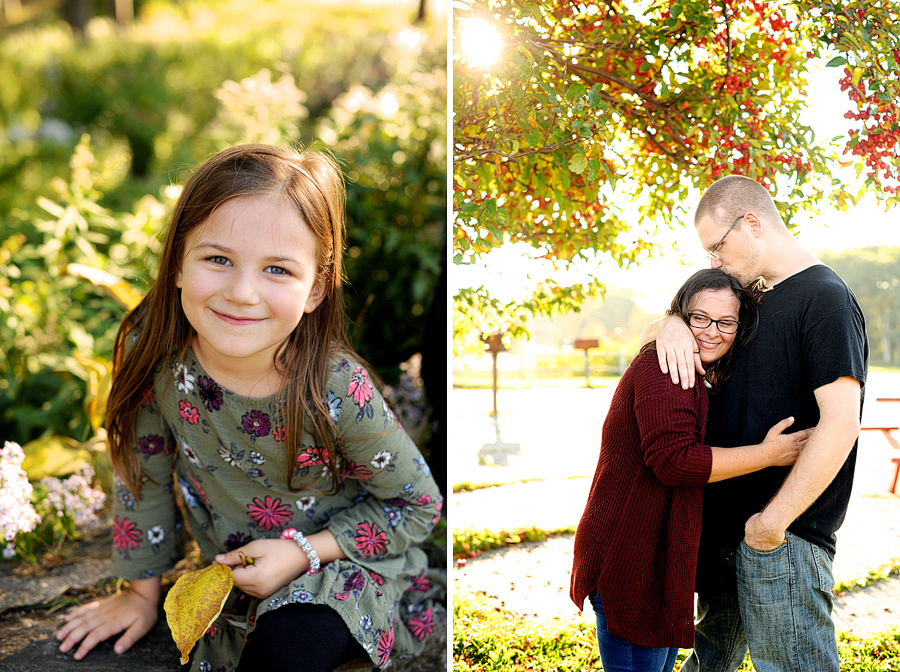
left=304, top=276, right=328, bottom=313
left=744, top=212, right=765, bottom=238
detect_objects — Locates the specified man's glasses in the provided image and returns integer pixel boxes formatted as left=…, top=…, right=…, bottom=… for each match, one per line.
left=707, top=214, right=744, bottom=261
left=688, top=314, right=739, bottom=334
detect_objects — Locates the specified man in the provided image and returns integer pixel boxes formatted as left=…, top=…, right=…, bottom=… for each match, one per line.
left=644, top=175, right=868, bottom=671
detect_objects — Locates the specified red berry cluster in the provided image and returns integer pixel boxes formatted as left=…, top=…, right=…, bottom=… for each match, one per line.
left=839, top=65, right=900, bottom=194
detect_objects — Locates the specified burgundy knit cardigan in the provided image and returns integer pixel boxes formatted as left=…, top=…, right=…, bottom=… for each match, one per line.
left=570, top=351, right=714, bottom=649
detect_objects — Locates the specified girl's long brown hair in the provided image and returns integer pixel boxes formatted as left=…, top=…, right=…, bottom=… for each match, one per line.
left=108, top=144, right=356, bottom=498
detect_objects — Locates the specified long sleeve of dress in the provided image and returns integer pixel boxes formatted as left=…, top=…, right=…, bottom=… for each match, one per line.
left=110, top=383, right=184, bottom=580
left=323, top=359, right=443, bottom=580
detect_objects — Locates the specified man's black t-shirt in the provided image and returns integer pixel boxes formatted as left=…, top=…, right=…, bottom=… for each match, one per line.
left=702, top=264, right=868, bottom=559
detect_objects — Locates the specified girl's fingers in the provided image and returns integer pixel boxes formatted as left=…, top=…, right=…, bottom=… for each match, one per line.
left=62, top=600, right=99, bottom=623
left=58, top=616, right=98, bottom=654
left=214, top=550, right=243, bottom=567
left=71, top=612, right=133, bottom=660
left=114, top=618, right=151, bottom=655
left=58, top=604, right=118, bottom=657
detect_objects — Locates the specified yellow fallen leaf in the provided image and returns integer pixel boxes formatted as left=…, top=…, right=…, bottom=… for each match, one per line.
left=164, top=563, right=233, bottom=665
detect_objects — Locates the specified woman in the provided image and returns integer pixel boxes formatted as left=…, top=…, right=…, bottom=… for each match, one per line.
left=569, top=268, right=809, bottom=672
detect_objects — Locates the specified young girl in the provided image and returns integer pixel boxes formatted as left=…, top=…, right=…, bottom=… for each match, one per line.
left=55, top=144, right=444, bottom=672
left=569, top=269, right=809, bottom=672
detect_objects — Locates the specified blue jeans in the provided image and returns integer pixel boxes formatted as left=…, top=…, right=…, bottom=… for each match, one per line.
left=589, top=589, right=679, bottom=672
left=681, top=531, right=838, bottom=672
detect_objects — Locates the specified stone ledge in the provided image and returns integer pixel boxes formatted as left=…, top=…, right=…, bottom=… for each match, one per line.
left=0, top=528, right=446, bottom=671
left=0, top=604, right=446, bottom=671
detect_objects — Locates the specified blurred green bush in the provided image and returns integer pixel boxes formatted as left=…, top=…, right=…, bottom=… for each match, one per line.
left=0, top=0, right=446, bottom=461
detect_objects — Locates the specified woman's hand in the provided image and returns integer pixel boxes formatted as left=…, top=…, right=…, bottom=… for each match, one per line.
left=56, top=577, right=160, bottom=660
left=215, top=538, right=308, bottom=600
left=762, top=417, right=812, bottom=466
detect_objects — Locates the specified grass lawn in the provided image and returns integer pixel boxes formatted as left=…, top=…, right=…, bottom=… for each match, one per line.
left=453, top=592, right=900, bottom=671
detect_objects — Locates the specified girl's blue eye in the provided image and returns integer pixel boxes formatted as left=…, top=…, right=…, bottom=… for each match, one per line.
left=209, top=256, right=229, bottom=265
left=267, top=266, right=290, bottom=276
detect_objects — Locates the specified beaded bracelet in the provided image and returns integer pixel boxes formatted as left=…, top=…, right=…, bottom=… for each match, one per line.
left=280, top=527, right=321, bottom=574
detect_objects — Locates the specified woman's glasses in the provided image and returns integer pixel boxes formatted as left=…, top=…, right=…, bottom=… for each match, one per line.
left=689, top=314, right=739, bottom=334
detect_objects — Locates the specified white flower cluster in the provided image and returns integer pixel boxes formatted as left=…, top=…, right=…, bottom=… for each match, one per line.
left=0, top=441, right=42, bottom=559
left=41, top=465, right=106, bottom=530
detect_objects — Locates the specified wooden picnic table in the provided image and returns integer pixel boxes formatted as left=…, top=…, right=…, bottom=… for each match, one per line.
left=862, top=398, right=900, bottom=493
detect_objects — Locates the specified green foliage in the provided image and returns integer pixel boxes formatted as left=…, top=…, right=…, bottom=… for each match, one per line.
left=453, top=592, right=601, bottom=671
left=836, top=629, right=900, bottom=671
left=834, top=557, right=900, bottom=596
left=324, top=32, right=447, bottom=372
left=453, top=477, right=549, bottom=493
left=454, top=591, right=900, bottom=671
left=453, top=1, right=900, bottom=343
left=453, top=524, right=577, bottom=558
left=0, top=135, right=165, bottom=446
left=0, top=0, right=445, bottom=454
left=817, top=247, right=900, bottom=367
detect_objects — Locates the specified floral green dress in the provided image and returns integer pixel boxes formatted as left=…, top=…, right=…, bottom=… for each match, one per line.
left=110, top=350, right=444, bottom=671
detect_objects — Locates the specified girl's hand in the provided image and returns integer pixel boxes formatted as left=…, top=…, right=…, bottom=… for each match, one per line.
left=215, top=538, right=308, bottom=600
left=56, top=577, right=160, bottom=660
left=762, top=417, right=812, bottom=467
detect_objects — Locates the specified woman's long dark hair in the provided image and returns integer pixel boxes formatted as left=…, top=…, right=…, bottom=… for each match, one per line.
left=644, top=268, right=758, bottom=388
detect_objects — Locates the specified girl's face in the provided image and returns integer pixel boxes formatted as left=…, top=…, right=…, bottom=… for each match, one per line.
left=687, top=288, right=740, bottom=365
left=176, top=194, right=324, bottom=383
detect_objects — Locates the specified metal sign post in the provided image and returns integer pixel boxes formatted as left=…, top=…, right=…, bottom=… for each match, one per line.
left=480, top=332, right=509, bottom=417
left=574, top=339, right=599, bottom=388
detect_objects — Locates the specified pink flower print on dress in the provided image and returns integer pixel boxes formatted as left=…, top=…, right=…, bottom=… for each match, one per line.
left=241, top=410, right=271, bottom=438
left=113, top=516, right=142, bottom=551
left=369, top=570, right=384, bottom=597
left=408, top=609, right=434, bottom=641
left=178, top=400, right=200, bottom=425
left=247, top=495, right=292, bottom=531
left=407, top=573, right=431, bottom=593
left=354, top=521, right=388, bottom=558
left=333, top=592, right=350, bottom=601
left=377, top=627, right=394, bottom=667
left=347, top=367, right=374, bottom=407
left=296, top=445, right=329, bottom=468
left=273, top=426, right=286, bottom=442
left=341, top=459, right=373, bottom=481
left=187, top=472, right=211, bottom=508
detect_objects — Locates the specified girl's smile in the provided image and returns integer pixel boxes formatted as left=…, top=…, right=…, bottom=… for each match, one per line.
left=176, top=194, right=324, bottom=393
left=213, top=310, right=265, bottom=325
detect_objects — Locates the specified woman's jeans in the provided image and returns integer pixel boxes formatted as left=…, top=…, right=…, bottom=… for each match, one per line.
left=588, top=589, right=679, bottom=672
left=680, top=531, right=839, bottom=672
